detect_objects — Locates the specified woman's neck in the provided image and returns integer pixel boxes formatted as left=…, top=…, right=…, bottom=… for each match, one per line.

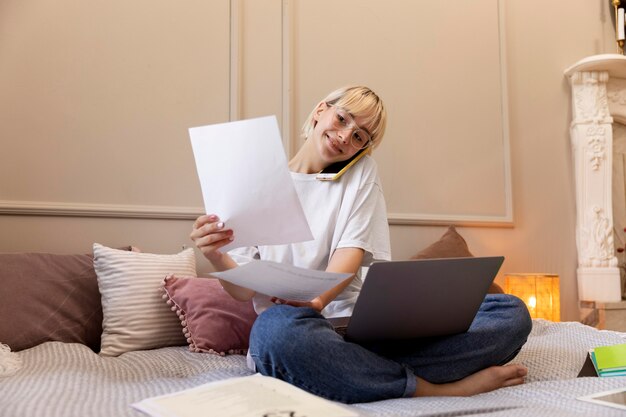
left=288, top=140, right=325, bottom=174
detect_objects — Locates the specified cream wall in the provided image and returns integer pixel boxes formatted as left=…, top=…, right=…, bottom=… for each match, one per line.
left=0, top=0, right=618, bottom=321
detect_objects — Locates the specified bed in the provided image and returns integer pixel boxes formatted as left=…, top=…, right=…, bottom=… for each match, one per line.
left=1, top=231, right=626, bottom=417
left=2, top=320, right=626, bottom=417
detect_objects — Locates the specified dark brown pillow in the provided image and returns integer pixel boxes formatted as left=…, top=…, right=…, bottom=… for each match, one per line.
left=411, top=226, right=473, bottom=260
left=411, top=226, right=503, bottom=293
left=0, top=248, right=130, bottom=352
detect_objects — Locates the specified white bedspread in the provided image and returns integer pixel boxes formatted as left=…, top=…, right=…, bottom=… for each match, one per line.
left=1, top=320, right=625, bottom=417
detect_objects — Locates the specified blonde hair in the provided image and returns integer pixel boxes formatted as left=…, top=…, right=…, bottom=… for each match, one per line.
left=301, top=86, right=387, bottom=149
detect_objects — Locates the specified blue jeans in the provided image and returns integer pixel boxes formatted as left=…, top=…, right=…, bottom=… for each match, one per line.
left=249, top=294, right=532, bottom=404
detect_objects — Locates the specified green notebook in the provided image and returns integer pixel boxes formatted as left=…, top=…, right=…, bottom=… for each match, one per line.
left=590, top=344, right=626, bottom=377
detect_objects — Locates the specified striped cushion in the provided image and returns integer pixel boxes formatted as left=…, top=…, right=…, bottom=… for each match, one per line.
left=93, top=243, right=196, bottom=356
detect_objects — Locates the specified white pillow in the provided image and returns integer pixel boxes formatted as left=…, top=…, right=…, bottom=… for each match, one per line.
left=93, top=243, right=196, bottom=356
left=0, top=342, right=22, bottom=377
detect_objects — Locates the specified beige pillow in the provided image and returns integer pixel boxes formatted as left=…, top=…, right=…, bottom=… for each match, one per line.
left=93, top=243, right=196, bottom=356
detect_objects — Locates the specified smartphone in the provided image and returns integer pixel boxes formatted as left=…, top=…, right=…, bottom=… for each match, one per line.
left=316, top=148, right=370, bottom=181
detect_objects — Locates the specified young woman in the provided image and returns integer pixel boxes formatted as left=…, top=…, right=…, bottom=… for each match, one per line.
left=190, top=85, right=532, bottom=404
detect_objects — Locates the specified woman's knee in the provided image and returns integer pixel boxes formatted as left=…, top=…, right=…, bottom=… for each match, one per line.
left=481, top=295, right=532, bottom=344
left=249, top=305, right=321, bottom=359
left=489, top=294, right=533, bottom=353
left=505, top=295, right=532, bottom=338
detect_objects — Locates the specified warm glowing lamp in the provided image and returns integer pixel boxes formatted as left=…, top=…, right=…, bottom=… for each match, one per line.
left=504, top=273, right=560, bottom=322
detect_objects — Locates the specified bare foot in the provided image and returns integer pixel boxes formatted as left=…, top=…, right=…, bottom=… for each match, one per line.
left=413, top=364, right=527, bottom=397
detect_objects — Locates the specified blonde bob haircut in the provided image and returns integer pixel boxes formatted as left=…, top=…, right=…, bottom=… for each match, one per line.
left=301, top=86, right=387, bottom=149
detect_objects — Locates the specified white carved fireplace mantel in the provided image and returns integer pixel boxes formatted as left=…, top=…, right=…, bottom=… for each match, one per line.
left=565, top=54, right=626, bottom=303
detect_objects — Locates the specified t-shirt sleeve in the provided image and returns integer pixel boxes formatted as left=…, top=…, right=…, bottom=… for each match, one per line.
left=335, top=168, right=392, bottom=265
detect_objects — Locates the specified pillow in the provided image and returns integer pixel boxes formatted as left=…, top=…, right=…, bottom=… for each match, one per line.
left=411, top=226, right=473, bottom=259
left=162, top=275, right=257, bottom=355
left=0, top=248, right=129, bottom=352
left=93, top=243, right=196, bottom=356
left=411, top=226, right=503, bottom=293
left=0, top=342, right=22, bottom=377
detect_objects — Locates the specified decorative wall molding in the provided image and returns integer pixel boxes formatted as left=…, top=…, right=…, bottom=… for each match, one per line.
left=386, top=212, right=513, bottom=228
left=281, top=0, right=293, bottom=156
left=498, top=0, right=514, bottom=227
left=0, top=200, right=511, bottom=227
left=585, top=125, right=607, bottom=170
left=387, top=0, right=513, bottom=227
left=564, top=53, right=626, bottom=302
left=229, top=0, right=242, bottom=122
left=608, top=89, right=626, bottom=105
left=2, top=1, right=512, bottom=229
left=278, top=0, right=514, bottom=227
left=571, top=71, right=612, bottom=124
left=0, top=201, right=202, bottom=220
left=580, top=206, right=616, bottom=267
left=607, top=79, right=626, bottom=124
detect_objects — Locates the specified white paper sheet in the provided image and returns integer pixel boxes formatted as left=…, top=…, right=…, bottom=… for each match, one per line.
left=210, top=260, right=353, bottom=301
left=132, top=374, right=359, bottom=417
left=578, top=387, right=626, bottom=411
left=189, top=116, right=313, bottom=252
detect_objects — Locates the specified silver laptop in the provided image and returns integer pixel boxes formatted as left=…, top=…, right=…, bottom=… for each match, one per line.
left=329, top=256, right=504, bottom=342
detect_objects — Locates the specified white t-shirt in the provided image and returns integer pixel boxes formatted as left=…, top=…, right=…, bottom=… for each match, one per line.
left=229, top=155, right=391, bottom=318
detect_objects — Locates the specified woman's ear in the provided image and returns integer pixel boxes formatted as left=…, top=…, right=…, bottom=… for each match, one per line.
left=312, top=101, right=327, bottom=122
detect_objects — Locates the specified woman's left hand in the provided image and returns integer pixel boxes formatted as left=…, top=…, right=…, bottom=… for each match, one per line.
left=270, top=296, right=324, bottom=312
left=268, top=248, right=364, bottom=313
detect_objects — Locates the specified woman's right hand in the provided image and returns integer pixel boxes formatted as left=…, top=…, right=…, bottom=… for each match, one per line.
left=190, top=214, right=234, bottom=263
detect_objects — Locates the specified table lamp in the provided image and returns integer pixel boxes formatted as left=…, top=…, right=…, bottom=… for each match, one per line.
left=504, top=273, right=560, bottom=321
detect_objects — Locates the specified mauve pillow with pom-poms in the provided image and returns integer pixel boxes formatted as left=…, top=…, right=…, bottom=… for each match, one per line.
left=162, top=275, right=258, bottom=355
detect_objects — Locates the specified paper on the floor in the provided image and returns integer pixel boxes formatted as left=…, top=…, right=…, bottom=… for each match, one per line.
left=132, top=374, right=358, bottom=417
left=578, top=387, right=626, bottom=411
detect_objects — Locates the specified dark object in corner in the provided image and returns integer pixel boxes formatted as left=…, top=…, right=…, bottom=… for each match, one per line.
left=577, top=352, right=598, bottom=377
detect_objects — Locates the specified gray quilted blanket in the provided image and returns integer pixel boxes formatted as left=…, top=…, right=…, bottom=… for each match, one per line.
left=1, top=320, right=625, bottom=417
